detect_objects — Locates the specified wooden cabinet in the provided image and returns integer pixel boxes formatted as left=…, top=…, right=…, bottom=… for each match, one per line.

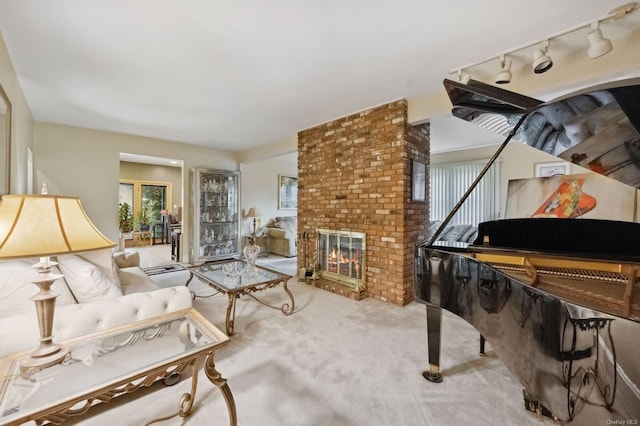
left=191, top=168, right=240, bottom=263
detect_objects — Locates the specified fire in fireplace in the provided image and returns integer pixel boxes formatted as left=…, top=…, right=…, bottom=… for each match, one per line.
left=316, top=229, right=366, bottom=291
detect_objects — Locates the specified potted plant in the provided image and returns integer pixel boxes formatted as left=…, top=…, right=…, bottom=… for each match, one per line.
left=135, top=205, right=151, bottom=231
left=118, top=202, right=133, bottom=251
left=118, top=202, right=133, bottom=233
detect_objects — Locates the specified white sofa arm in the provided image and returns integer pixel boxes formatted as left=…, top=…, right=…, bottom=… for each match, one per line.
left=0, top=286, right=193, bottom=357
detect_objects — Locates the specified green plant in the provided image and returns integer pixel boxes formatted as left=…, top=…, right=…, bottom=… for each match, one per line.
left=135, top=205, right=151, bottom=230
left=118, top=202, right=133, bottom=233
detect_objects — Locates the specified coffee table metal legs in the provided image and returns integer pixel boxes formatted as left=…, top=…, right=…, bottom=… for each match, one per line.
left=145, top=355, right=236, bottom=426
left=247, top=280, right=295, bottom=315
left=205, top=352, right=238, bottom=426
left=223, top=280, right=296, bottom=335
left=225, top=293, right=238, bottom=335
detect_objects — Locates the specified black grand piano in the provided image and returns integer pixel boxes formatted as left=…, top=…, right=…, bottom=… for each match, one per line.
left=415, top=77, right=640, bottom=423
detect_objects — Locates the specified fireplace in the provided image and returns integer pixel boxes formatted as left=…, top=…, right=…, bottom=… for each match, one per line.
left=316, top=229, right=366, bottom=291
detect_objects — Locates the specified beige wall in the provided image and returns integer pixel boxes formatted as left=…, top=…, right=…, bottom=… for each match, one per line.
left=0, top=32, right=33, bottom=194
left=33, top=122, right=238, bottom=263
left=240, top=152, right=297, bottom=236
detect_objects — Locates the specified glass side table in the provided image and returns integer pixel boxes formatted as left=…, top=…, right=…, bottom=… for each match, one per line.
left=0, top=308, right=236, bottom=425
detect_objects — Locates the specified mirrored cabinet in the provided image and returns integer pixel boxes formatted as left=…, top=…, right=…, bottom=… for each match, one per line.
left=191, top=168, right=240, bottom=263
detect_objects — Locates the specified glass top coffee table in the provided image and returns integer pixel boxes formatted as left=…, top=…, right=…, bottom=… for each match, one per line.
left=189, top=260, right=294, bottom=335
left=0, top=308, right=236, bottom=425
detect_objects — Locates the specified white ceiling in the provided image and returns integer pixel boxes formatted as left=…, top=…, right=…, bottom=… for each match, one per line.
left=0, top=1, right=638, bottom=155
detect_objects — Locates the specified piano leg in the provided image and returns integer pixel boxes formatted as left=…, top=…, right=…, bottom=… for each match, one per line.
left=423, top=303, right=443, bottom=383
left=480, top=334, right=486, bottom=356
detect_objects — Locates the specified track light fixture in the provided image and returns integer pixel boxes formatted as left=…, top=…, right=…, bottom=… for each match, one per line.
left=532, top=40, right=553, bottom=74
left=587, top=22, right=613, bottom=58
left=448, top=2, right=637, bottom=84
left=457, top=69, right=471, bottom=84
left=495, top=55, right=512, bottom=85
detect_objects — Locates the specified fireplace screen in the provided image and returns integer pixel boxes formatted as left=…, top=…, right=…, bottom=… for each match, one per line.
left=316, top=229, right=365, bottom=290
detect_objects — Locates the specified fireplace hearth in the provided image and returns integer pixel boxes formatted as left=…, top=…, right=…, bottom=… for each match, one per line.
left=316, top=229, right=365, bottom=291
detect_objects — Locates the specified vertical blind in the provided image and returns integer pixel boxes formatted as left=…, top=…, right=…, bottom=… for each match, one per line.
left=430, top=159, right=501, bottom=226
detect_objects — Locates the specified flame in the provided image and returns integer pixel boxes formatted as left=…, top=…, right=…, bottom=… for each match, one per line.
left=327, top=246, right=361, bottom=277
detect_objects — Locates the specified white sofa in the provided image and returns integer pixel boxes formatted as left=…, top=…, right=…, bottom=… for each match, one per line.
left=0, top=249, right=192, bottom=357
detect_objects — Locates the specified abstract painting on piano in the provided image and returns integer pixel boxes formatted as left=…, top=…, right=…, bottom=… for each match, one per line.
left=505, top=172, right=636, bottom=221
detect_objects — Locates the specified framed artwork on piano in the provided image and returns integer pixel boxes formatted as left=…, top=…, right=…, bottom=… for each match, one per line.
left=534, top=161, right=570, bottom=177
left=412, top=159, right=426, bottom=201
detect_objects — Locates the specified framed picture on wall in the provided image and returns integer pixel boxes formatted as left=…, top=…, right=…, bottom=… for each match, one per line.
left=278, top=174, right=298, bottom=209
left=534, top=161, right=570, bottom=177
left=412, top=160, right=426, bottom=201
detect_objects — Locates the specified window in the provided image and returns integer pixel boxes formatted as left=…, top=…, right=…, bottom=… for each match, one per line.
left=119, top=179, right=172, bottom=226
left=430, top=159, right=501, bottom=226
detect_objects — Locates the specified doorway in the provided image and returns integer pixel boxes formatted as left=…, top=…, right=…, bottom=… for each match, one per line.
left=119, top=153, right=183, bottom=257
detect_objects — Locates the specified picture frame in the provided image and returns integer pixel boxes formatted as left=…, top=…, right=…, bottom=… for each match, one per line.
left=0, top=82, right=11, bottom=196
left=278, top=174, right=298, bottom=210
left=534, top=161, right=570, bottom=177
left=412, top=160, right=426, bottom=202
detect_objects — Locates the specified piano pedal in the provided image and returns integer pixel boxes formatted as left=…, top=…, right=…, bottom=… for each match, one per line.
left=522, top=390, right=556, bottom=420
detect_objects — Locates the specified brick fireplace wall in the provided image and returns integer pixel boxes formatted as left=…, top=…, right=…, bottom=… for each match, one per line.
left=297, top=100, right=430, bottom=306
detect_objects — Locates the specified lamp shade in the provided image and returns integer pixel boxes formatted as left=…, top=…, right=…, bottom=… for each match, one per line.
left=246, top=207, right=258, bottom=217
left=495, top=59, right=512, bottom=85
left=0, top=195, right=115, bottom=259
left=587, top=28, right=613, bottom=59
left=532, top=49, right=553, bottom=74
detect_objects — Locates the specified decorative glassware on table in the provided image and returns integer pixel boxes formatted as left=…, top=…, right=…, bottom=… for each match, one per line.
left=243, top=239, right=260, bottom=274
left=221, top=261, right=245, bottom=277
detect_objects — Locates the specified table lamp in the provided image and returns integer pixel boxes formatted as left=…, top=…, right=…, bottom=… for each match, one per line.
left=246, top=207, right=258, bottom=237
left=0, top=192, right=115, bottom=371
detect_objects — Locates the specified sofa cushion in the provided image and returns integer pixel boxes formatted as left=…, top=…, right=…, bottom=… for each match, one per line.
left=57, top=254, right=123, bottom=303
left=73, top=248, right=123, bottom=292
left=113, top=250, right=141, bottom=269
left=274, top=216, right=297, bottom=234
left=0, top=258, right=75, bottom=319
left=118, top=266, right=159, bottom=294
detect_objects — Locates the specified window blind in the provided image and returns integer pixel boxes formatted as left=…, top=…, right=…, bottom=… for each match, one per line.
left=430, top=159, right=501, bottom=226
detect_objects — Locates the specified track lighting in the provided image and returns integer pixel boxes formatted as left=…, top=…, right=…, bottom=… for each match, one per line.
left=495, top=56, right=511, bottom=85
left=448, top=2, right=637, bottom=85
left=532, top=40, right=553, bottom=74
left=457, top=69, right=471, bottom=84
left=587, top=22, right=613, bottom=59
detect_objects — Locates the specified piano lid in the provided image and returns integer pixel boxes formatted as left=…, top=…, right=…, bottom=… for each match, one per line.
left=444, top=77, right=640, bottom=189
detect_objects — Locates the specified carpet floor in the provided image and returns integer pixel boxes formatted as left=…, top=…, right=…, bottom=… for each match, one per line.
left=64, top=257, right=554, bottom=426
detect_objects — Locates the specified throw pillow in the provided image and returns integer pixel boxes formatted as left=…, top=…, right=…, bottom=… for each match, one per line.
left=74, top=249, right=122, bottom=292
left=57, top=254, right=123, bottom=303
left=275, top=217, right=297, bottom=234
left=113, top=251, right=140, bottom=269
left=0, top=258, right=75, bottom=318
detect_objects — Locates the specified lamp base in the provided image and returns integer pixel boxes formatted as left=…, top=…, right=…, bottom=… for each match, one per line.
left=21, top=266, right=69, bottom=374
left=20, top=345, right=70, bottom=375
